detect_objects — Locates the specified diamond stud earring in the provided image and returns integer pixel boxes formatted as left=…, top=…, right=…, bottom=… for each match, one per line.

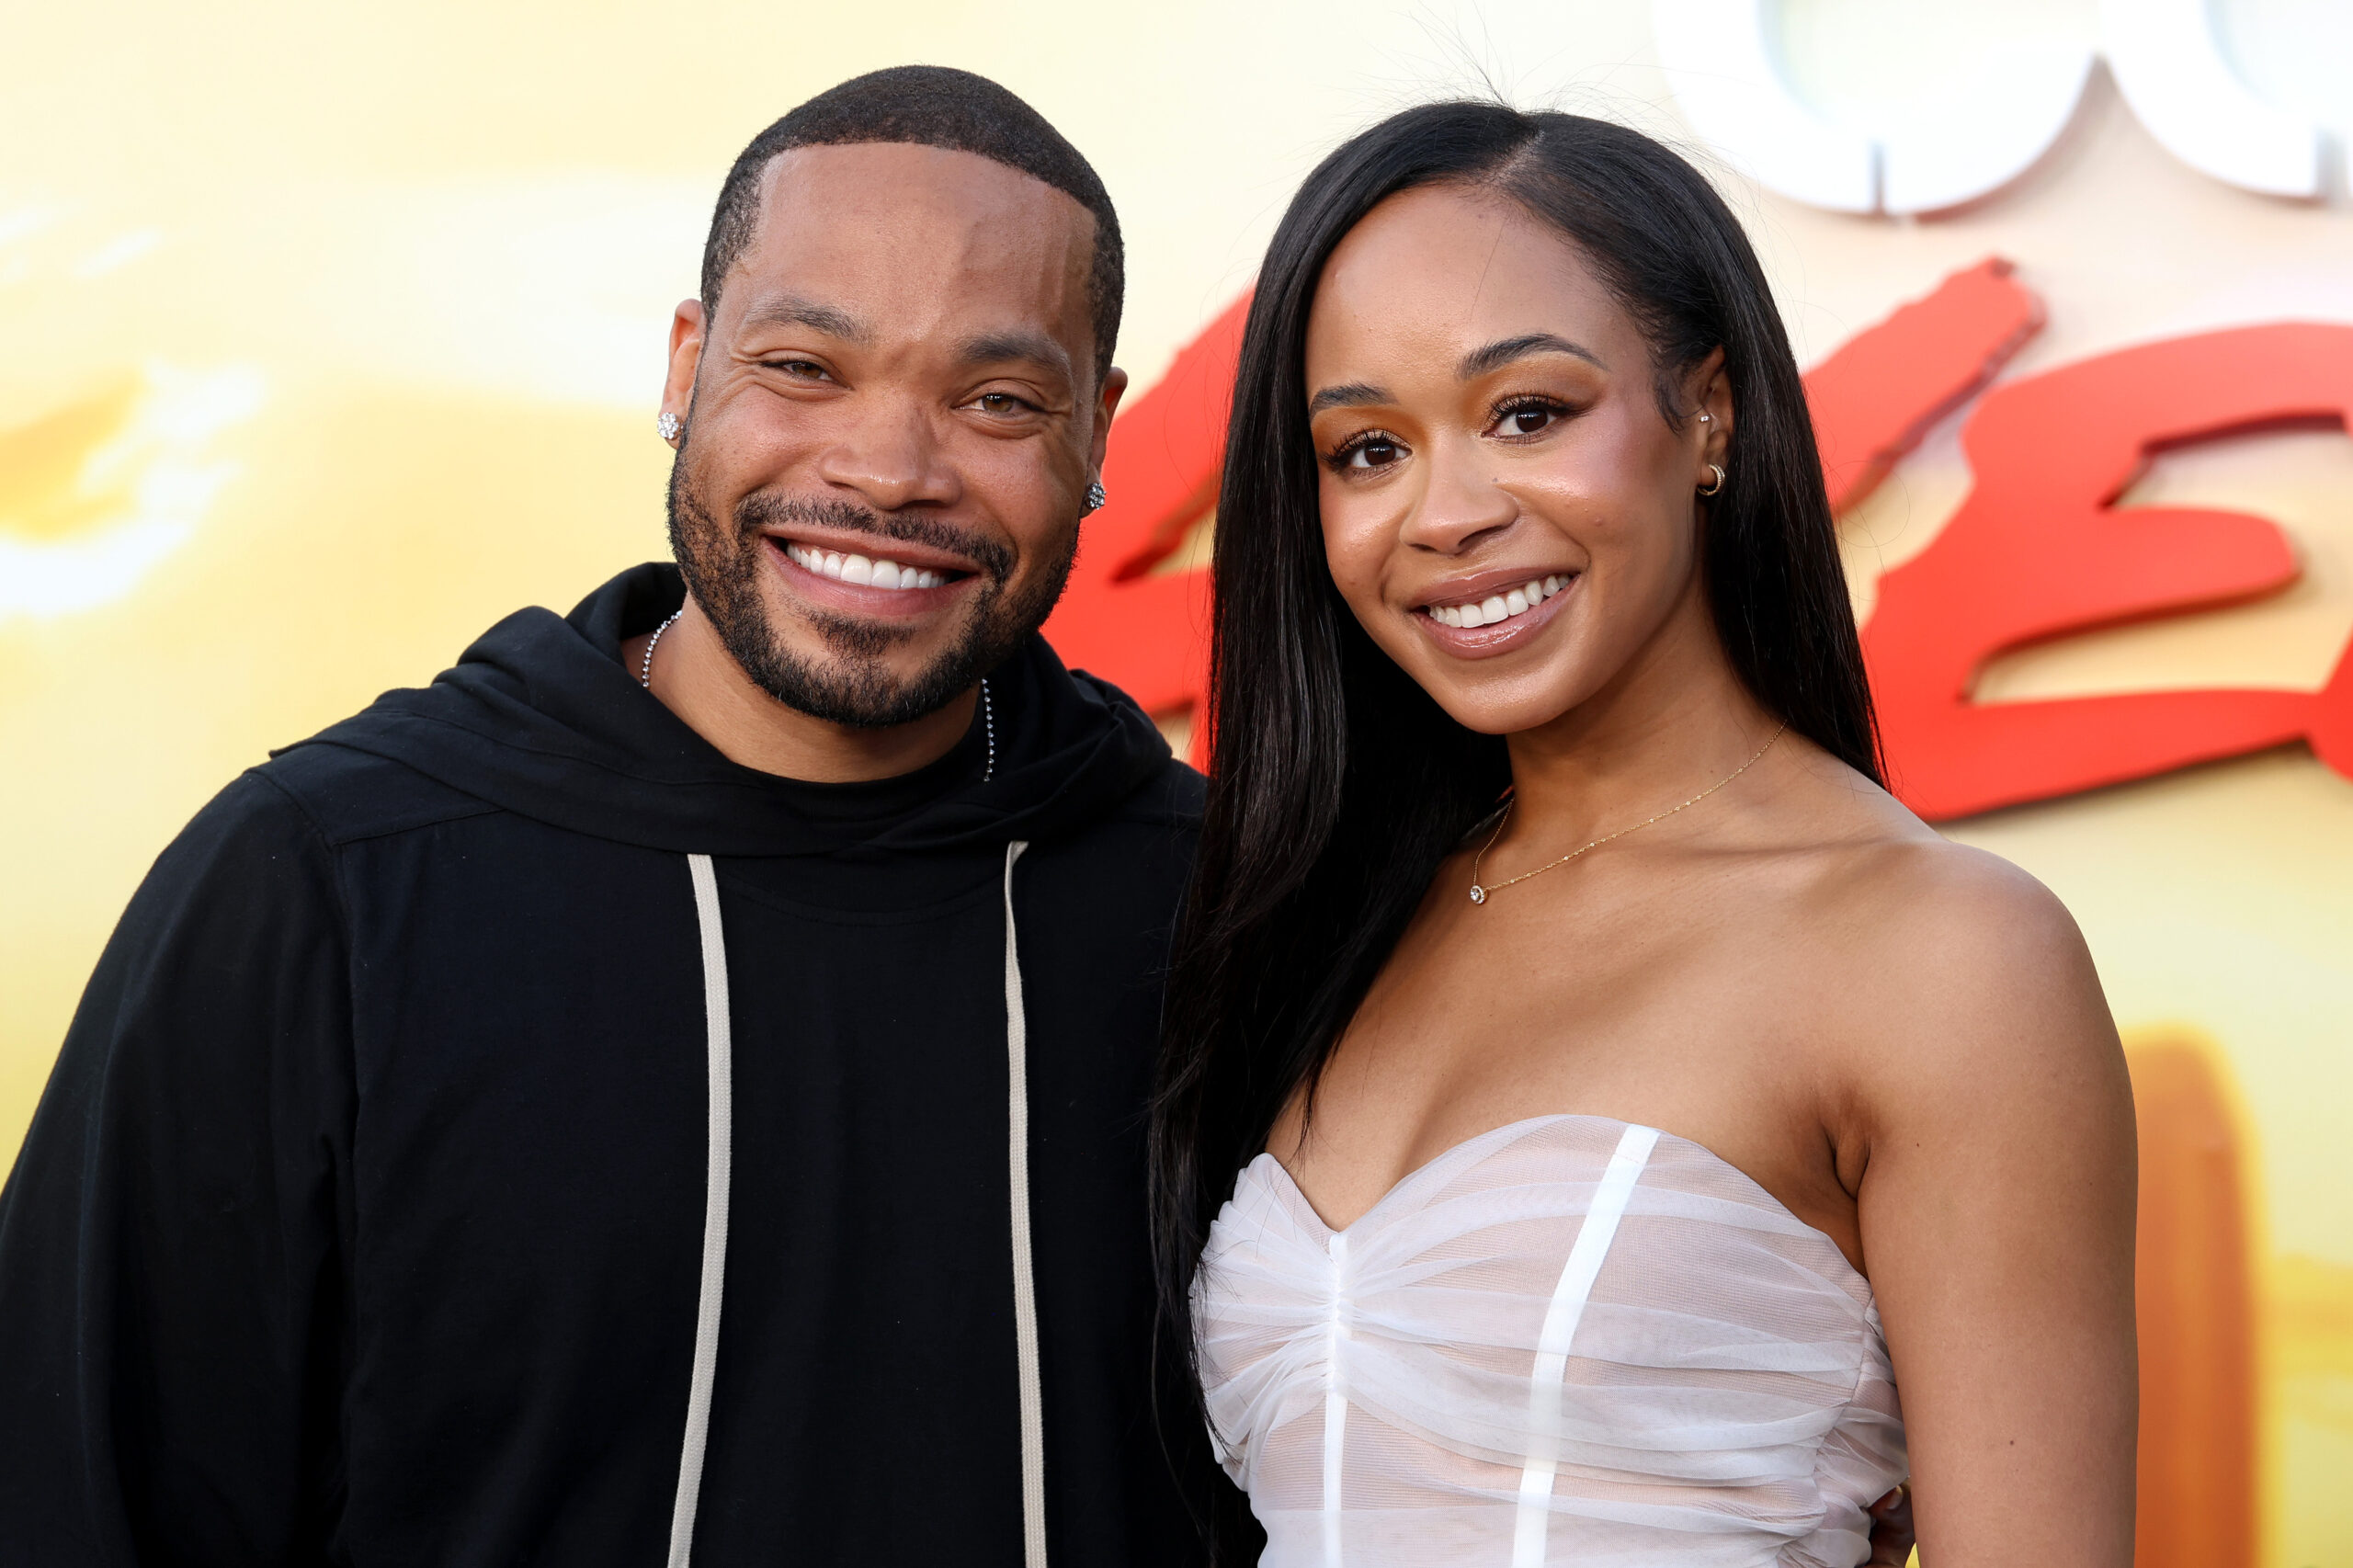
left=657, top=411, right=682, bottom=442
left=1083, top=480, right=1108, bottom=515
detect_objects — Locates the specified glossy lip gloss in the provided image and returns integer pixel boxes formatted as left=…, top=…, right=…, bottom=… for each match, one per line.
left=1415, top=569, right=1579, bottom=660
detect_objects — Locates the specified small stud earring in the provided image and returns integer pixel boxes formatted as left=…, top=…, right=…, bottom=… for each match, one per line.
left=657, top=411, right=682, bottom=442
left=1083, top=480, right=1108, bottom=515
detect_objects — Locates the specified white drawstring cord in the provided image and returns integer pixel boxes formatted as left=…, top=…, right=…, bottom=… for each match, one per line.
left=667, top=853, right=733, bottom=1568
left=1003, top=840, right=1050, bottom=1568
left=662, top=846, right=1042, bottom=1566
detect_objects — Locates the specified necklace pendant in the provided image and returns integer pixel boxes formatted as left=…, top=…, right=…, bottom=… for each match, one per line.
left=1468, top=884, right=1486, bottom=904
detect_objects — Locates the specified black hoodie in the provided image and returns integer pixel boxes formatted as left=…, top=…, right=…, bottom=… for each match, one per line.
left=0, top=564, right=1213, bottom=1567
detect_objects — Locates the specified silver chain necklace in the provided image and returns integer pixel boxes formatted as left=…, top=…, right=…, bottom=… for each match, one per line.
left=639, top=607, right=995, bottom=782
left=978, top=678, right=995, bottom=781
left=638, top=609, right=683, bottom=689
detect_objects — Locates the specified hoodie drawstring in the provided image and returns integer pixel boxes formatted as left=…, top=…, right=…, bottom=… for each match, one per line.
left=1002, top=839, right=1050, bottom=1568
left=667, top=853, right=733, bottom=1568
left=662, top=845, right=1046, bottom=1568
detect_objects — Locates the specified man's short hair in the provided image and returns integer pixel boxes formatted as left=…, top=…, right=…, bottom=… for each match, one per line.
left=700, top=65, right=1124, bottom=386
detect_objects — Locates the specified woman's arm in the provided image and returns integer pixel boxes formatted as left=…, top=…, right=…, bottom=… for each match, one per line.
left=1847, top=848, right=2138, bottom=1565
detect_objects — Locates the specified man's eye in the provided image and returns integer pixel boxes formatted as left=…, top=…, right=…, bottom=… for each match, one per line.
left=767, top=359, right=830, bottom=380
left=976, top=392, right=1032, bottom=415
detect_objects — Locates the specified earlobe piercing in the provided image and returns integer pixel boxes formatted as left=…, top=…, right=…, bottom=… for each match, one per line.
left=1083, top=480, right=1108, bottom=515
left=1698, top=463, right=1727, bottom=496
left=657, top=411, right=682, bottom=442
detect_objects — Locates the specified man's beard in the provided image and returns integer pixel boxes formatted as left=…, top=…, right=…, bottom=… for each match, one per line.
left=665, top=454, right=1076, bottom=730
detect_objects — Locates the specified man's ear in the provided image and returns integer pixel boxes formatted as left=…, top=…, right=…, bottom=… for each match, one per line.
left=1086, top=366, right=1129, bottom=477
left=662, top=300, right=707, bottom=441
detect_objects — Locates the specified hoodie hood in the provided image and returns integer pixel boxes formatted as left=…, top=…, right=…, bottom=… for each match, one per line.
left=287, top=562, right=1176, bottom=858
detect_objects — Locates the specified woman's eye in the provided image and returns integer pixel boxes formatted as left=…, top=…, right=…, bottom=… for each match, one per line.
left=1344, top=438, right=1402, bottom=470
left=1500, top=405, right=1556, bottom=436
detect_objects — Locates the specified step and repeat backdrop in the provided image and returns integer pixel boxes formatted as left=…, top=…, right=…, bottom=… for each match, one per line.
left=3, top=2, right=2347, bottom=1561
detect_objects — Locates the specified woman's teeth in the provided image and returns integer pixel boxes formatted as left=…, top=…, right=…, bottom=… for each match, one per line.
left=784, top=541, right=949, bottom=591
left=1428, top=574, right=1569, bottom=629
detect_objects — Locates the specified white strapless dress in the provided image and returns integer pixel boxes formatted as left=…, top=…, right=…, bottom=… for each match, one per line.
left=1194, top=1116, right=1904, bottom=1567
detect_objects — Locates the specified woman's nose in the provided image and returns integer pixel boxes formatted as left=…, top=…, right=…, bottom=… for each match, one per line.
left=1402, top=437, right=1517, bottom=554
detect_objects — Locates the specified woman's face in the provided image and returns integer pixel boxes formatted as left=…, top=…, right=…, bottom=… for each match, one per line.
left=1304, top=183, right=1727, bottom=736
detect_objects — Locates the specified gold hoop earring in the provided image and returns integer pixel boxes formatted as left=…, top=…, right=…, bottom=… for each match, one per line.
left=1698, top=463, right=1726, bottom=496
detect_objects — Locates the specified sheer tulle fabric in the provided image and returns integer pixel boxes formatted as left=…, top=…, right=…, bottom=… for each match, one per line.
left=1195, top=1116, right=1904, bottom=1567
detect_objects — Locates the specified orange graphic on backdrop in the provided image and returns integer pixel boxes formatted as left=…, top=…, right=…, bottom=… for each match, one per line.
left=2127, top=1040, right=2258, bottom=1568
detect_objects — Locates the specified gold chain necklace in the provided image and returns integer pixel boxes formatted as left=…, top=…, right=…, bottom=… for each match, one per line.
left=1467, top=723, right=1788, bottom=905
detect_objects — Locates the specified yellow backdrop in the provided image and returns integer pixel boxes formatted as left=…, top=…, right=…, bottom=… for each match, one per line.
left=4, top=3, right=2348, bottom=1562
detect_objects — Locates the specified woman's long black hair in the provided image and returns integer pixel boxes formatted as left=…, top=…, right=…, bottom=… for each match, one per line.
left=1148, top=101, right=1881, bottom=1561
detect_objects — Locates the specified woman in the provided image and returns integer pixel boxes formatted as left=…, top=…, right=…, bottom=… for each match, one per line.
left=1153, top=104, right=2136, bottom=1567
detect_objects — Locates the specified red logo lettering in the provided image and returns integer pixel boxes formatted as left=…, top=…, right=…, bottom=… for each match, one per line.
left=1842, top=268, right=2353, bottom=818
left=1048, top=267, right=2353, bottom=814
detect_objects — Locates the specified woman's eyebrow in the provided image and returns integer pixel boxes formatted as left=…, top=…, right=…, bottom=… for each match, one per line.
left=1307, top=381, right=1390, bottom=414
left=1308, top=335, right=1608, bottom=412
left=1457, top=333, right=1607, bottom=379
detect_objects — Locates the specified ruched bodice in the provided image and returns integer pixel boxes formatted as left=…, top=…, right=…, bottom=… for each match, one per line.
left=1194, top=1116, right=1904, bottom=1567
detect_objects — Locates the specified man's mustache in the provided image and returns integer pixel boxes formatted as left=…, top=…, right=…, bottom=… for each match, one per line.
left=735, top=494, right=1016, bottom=583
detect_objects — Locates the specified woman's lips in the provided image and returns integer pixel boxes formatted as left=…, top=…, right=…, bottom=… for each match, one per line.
left=1415, top=573, right=1578, bottom=658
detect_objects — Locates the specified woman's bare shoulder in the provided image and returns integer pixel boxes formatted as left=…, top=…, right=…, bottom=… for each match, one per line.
left=1774, top=752, right=2078, bottom=970
left=1832, top=805, right=2082, bottom=981
left=1783, top=780, right=2126, bottom=1140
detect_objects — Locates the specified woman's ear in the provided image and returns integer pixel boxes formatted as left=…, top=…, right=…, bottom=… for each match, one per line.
left=1686, top=347, right=1733, bottom=483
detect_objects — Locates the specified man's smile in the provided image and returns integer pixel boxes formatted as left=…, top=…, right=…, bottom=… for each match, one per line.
left=784, top=541, right=953, bottom=591
left=757, top=525, right=986, bottom=619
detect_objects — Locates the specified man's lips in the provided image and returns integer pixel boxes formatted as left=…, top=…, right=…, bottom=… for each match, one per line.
left=756, top=522, right=985, bottom=579
left=779, top=539, right=955, bottom=591
left=761, top=534, right=976, bottom=616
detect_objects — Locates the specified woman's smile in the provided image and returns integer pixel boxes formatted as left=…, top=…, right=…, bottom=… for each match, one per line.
left=1413, top=567, right=1578, bottom=657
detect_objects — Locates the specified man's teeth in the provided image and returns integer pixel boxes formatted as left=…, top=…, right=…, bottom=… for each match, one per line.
left=1429, top=574, right=1569, bottom=629
left=784, top=542, right=949, bottom=591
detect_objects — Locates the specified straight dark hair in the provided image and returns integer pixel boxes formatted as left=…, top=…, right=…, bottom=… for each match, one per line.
left=1148, top=101, right=1880, bottom=1561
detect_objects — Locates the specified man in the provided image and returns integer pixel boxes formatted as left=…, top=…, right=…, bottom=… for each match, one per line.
left=0, top=67, right=1210, bottom=1565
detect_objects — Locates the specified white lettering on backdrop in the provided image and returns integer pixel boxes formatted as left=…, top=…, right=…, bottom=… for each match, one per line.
left=1654, top=0, right=2331, bottom=212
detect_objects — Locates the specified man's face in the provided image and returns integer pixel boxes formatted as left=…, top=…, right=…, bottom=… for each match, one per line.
left=661, top=142, right=1125, bottom=727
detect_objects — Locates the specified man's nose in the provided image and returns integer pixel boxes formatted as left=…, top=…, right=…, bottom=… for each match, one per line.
left=814, top=401, right=962, bottom=513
